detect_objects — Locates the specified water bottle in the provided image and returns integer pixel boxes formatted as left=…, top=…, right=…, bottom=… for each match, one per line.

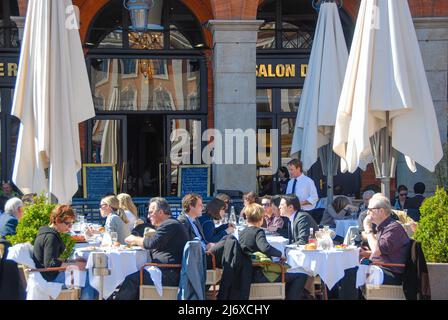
left=238, top=213, right=246, bottom=226
left=229, top=206, right=237, bottom=225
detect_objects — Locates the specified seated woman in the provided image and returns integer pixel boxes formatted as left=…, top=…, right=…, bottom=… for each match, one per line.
left=88, top=195, right=131, bottom=245
left=320, top=195, right=358, bottom=228
left=198, top=198, right=235, bottom=243
left=32, top=205, right=97, bottom=300
left=239, top=203, right=309, bottom=300
left=117, top=193, right=139, bottom=232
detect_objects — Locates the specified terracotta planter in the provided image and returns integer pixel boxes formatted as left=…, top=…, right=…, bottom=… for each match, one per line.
left=427, top=262, right=448, bottom=300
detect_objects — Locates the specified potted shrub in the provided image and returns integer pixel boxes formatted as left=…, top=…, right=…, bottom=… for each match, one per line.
left=6, top=194, right=75, bottom=261
left=414, top=187, right=448, bottom=300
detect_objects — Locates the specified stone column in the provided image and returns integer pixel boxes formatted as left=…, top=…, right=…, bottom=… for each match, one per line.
left=208, top=20, right=263, bottom=194
left=396, top=17, right=448, bottom=194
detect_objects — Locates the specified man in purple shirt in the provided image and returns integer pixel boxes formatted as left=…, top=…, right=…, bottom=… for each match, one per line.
left=363, top=193, right=411, bottom=284
left=261, top=196, right=284, bottom=232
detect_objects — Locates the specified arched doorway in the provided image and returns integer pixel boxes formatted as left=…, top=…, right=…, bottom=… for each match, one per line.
left=82, top=0, right=208, bottom=197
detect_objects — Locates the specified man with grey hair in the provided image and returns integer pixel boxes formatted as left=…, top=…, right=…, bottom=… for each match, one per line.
left=0, top=197, right=24, bottom=238
left=362, top=193, right=411, bottom=285
left=116, top=197, right=189, bottom=299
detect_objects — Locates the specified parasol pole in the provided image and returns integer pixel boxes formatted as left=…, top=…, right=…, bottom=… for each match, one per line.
left=326, top=140, right=334, bottom=207
left=381, top=111, right=391, bottom=198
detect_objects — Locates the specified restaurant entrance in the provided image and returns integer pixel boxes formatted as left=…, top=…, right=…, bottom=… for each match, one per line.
left=126, top=115, right=164, bottom=197
left=86, top=113, right=206, bottom=198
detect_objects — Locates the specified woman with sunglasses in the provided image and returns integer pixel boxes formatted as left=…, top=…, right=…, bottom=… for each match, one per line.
left=393, top=185, right=408, bottom=210
left=98, top=195, right=131, bottom=245
left=33, top=205, right=97, bottom=299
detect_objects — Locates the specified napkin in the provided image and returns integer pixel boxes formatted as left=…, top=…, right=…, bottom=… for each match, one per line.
left=145, top=266, right=163, bottom=296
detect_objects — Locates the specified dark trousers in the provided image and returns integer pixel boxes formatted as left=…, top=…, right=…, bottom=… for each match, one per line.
left=382, top=268, right=403, bottom=285
left=328, top=267, right=359, bottom=300
left=329, top=267, right=403, bottom=300
left=116, top=269, right=179, bottom=300
left=252, top=268, right=308, bottom=300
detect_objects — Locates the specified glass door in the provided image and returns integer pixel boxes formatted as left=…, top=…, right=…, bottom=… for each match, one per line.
left=0, top=87, right=19, bottom=183
left=165, top=115, right=206, bottom=196
left=87, top=115, right=128, bottom=194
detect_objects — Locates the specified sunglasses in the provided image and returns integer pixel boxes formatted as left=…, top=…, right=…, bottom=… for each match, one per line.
left=399, top=193, right=408, bottom=196
left=262, top=202, right=271, bottom=207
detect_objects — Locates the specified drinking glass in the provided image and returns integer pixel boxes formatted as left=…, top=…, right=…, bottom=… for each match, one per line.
left=110, top=232, right=118, bottom=243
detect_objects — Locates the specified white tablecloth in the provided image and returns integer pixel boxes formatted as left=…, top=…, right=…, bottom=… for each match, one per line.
left=73, top=244, right=148, bottom=299
left=335, top=219, right=358, bottom=238
left=286, top=248, right=360, bottom=290
left=233, top=227, right=289, bottom=254
left=265, top=236, right=289, bottom=255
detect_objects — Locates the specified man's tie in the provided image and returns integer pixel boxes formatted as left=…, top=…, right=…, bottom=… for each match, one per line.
left=288, top=220, right=293, bottom=244
left=291, top=178, right=297, bottom=195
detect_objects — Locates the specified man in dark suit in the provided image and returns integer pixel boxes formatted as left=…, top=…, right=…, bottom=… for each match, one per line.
left=116, top=197, right=189, bottom=300
left=404, top=182, right=426, bottom=222
left=279, top=194, right=319, bottom=245
left=0, top=198, right=24, bottom=239
left=404, top=182, right=426, bottom=210
left=177, top=193, right=214, bottom=251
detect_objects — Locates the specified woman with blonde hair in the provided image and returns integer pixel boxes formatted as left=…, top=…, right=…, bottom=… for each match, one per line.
left=98, top=195, right=130, bottom=244
left=117, top=193, right=138, bottom=231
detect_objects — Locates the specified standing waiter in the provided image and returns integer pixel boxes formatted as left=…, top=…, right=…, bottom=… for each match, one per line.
left=286, top=159, right=319, bottom=211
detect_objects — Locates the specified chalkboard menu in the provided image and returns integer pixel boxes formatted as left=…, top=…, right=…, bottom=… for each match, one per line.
left=177, top=165, right=211, bottom=198
left=82, top=164, right=117, bottom=200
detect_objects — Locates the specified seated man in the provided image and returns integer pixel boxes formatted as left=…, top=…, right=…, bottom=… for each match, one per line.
left=260, top=195, right=284, bottom=233
left=116, top=197, right=189, bottom=300
left=0, top=198, right=23, bottom=238
left=362, top=193, right=411, bottom=285
left=279, top=195, right=319, bottom=245
left=239, top=203, right=308, bottom=300
left=177, top=194, right=219, bottom=268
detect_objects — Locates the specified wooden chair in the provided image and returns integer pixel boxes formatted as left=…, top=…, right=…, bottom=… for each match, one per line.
left=361, top=262, right=406, bottom=300
left=249, top=262, right=286, bottom=300
left=22, top=266, right=81, bottom=300
left=139, top=263, right=181, bottom=300
left=205, top=252, right=222, bottom=300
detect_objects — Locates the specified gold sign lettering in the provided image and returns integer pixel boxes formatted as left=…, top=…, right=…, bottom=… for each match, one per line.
left=8, top=63, right=17, bottom=77
left=0, top=62, right=18, bottom=77
left=256, top=63, right=304, bottom=78
left=301, top=64, right=307, bottom=78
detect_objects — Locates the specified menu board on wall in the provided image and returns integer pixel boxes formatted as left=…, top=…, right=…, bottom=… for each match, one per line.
left=82, top=164, right=117, bottom=200
left=177, top=165, right=211, bottom=198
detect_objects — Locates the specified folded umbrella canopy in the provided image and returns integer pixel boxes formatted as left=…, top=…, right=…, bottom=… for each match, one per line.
left=291, top=1, right=348, bottom=204
left=11, top=0, right=96, bottom=204
left=333, top=0, right=443, bottom=195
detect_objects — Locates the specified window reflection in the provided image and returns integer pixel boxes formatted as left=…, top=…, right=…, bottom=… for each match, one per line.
left=257, top=118, right=274, bottom=195
left=257, top=89, right=273, bottom=112
left=91, top=58, right=201, bottom=111
left=91, top=119, right=122, bottom=165
left=280, top=117, right=296, bottom=168
left=280, top=88, right=301, bottom=113
left=169, top=119, right=201, bottom=195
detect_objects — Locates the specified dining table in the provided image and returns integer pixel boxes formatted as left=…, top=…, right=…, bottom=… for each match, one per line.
left=72, top=239, right=148, bottom=299
left=286, top=245, right=360, bottom=294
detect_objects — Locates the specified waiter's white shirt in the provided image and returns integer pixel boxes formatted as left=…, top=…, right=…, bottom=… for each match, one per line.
left=286, top=174, right=319, bottom=211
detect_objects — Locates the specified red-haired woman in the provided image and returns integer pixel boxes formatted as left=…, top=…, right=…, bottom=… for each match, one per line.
left=33, top=205, right=97, bottom=299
